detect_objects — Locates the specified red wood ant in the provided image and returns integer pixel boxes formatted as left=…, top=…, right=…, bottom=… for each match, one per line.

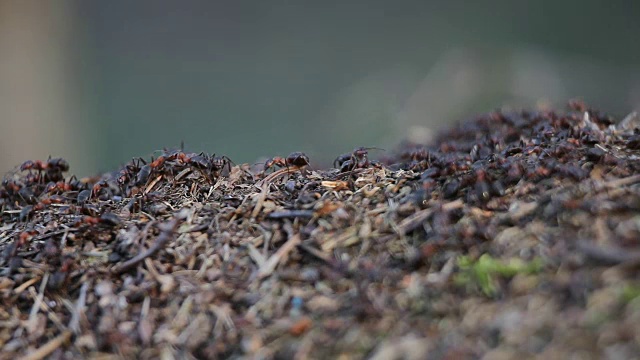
left=18, top=187, right=36, bottom=204
left=183, top=153, right=209, bottom=169
left=77, top=189, right=91, bottom=204
left=286, top=152, right=310, bottom=168
left=150, top=146, right=188, bottom=170
left=17, top=230, right=39, bottom=247
left=263, top=156, right=286, bottom=172
left=20, top=157, right=70, bottom=183
left=211, top=155, right=233, bottom=176
left=48, top=255, right=76, bottom=290
left=20, top=160, right=46, bottom=172
left=44, top=178, right=76, bottom=194
left=74, top=213, right=121, bottom=227
left=150, top=156, right=166, bottom=169
left=19, top=205, right=34, bottom=221
left=92, top=180, right=110, bottom=197
left=153, top=144, right=185, bottom=164
left=46, top=158, right=70, bottom=172
left=39, top=194, right=65, bottom=206
left=263, top=152, right=310, bottom=172
left=178, top=152, right=234, bottom=180
left=2, top=179, right=22, bottom=193
left=334, top=147, right=383, bottom=172
left=116, top=168, right=131, bottom=187
left=115, top=157, right=147, bottom=189
left=135, top=164, right=152, bottom=186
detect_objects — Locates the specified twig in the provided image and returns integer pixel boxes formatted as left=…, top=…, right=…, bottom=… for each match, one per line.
left=604, top=174, right=640, bottom=188
left=259, top=167, right=301, bottom=186
left=144, top=174, right=163, bottom=194
left=331, top=168, right=368, bottom=180
left=13, top=276, right=40, bottom=295
left=252, top=167, right=305, bottom=218
left=111, top=218, right=181, bottom=274
left=28, top=286, right=66, bottom=332
left=297, top=242, right=347, bottom=274
left=21, top=331, right=72, bottom=360
left=27, top=273, right=49, bottom=333
left=180, top=223, right=209, bottom=233
left=69, top=281, right=89, bottom=334
left=396, top=199, right=464, bottom=235
left=246, top=243, right=266, bottom=268
left=257, top=233, right=301, bottom=278
left=266, top=210, right=314, bottom=219
left=577, top=240, right=640, bottom=265
left=32, top=227, right=78, bottom=242
left=251, top=182, right=269, bottom=219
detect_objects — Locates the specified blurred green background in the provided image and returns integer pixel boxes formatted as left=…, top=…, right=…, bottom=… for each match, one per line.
left=1, top=0, right=639, bottom=176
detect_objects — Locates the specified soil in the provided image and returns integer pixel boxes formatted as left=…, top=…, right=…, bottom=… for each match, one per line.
left=2, top=101, right=640, bottom=359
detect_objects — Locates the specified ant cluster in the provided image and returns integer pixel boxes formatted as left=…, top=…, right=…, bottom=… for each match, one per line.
left=1, top=147, right=239, bottom=225
left=1, top=157, right=88, bottom=220
left=108, top=148, right=234, bottom=198
left=390, top=100, right=639, bottom=206
left=1, top=147, right=240, bottom=282
left=260, top=147, right=383, bottom=178
left=19, top=157, right=70, bottom=183
left=4, top=100, right=637, bottom=256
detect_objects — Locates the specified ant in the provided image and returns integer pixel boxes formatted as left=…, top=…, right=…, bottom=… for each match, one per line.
left=73, top=213, right=120, bottom=227
left=2, top=178, right=22, bottom=194
left=183, top=153, right=216, bottom=182
left=263, top=152, right=310, bottom=172
left=20, top=157, right=69, bottom=172
left=46, top=158, right=70, bottom=172
left=153, top=143, right=186, bottom=164
left=210, top=155, right=233, bottom=176
left=17, top=230, right=39, bottom=247
left=183, top=152, right=209, bottom=169
left=148, top=148, right=187, bottom=172
left=263, top=156, right=286, bottom=172
left=20, top=157, right=70, bottom=183
left=115, top=157, right=149, bottom=189
left=116, top=167, right=132, bottom=188
left=48, top=255, right=76, bottom=290
left=19, top=160, right=48, bottom=184
left=44, top=175, right=79, bottom=194
left=32, top=194, right=66, bottom=212
left=115, top=157, right=146, bottom=188
left=334, top=147, right=383, bottom=172
left=399, top=147, right=430, bottom=161
left=181, top=152, right=234, bottom=180
left=135, top=164, right=152, bottom=186
left=150, top=156, right=166, bottom=169
left=91, top=179, right=110, bottom=198
left=20, top=160, right=47, bottom=172
left=286, top=152, right=310, bottom=168
left=390, top=147, right=433, bottom=171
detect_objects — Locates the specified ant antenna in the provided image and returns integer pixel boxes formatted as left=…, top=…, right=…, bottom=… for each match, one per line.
left=364, top=146, right=386, bottom=152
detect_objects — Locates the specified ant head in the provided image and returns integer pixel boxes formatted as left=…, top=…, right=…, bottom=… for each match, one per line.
left=286, top=152, right=310, bottom=167
left=211, top=156, right=233, bottom=171
left=353, top=146, right=385, bottom=156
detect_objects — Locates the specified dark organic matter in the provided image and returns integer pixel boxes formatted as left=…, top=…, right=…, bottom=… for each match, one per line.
left=2, top=102, right=640, bottom=359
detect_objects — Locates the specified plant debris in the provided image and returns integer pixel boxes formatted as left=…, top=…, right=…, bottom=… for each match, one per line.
left=454, top=254, right=543, bottom=296
left=2, top=101, right=640, bottom=358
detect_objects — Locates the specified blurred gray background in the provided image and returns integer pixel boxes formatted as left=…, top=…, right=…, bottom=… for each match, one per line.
left=1, top=0, right=640, bottom=176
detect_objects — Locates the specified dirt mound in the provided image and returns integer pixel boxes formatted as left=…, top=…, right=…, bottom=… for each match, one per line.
left=2, top=102, right=640, bottom=359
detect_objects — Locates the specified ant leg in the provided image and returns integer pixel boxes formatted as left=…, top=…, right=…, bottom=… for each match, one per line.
left=224, top=156, right=235, bottom=174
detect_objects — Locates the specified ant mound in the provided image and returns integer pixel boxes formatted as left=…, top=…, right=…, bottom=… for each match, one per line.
left=2, top=102, right=640, bottom=358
